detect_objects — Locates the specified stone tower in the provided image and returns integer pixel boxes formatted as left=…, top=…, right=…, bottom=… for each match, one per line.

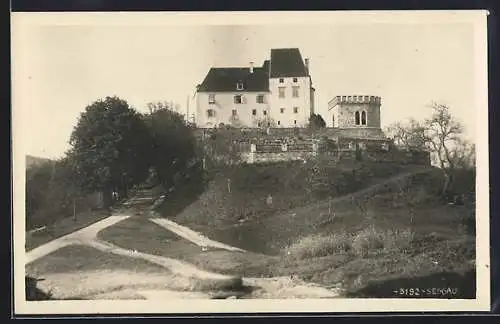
left=327, top=95, right=385, bottom=138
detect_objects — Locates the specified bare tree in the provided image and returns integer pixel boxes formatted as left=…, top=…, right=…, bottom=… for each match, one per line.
left=424, top=102, right=465, bottom=170
left=385, top=118, right=428, bottom=151
left=386, top=102, right=474, bottom=198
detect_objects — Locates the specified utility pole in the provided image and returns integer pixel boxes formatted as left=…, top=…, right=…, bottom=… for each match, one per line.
left=186, top=95, right=190, bottom=124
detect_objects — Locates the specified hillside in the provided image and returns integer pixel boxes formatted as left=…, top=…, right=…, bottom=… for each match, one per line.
left=159, top=160, right=431, bottom=254
left=149, top=161, right=475, bottom=297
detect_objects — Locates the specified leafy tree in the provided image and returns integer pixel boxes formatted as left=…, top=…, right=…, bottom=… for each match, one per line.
left=308, top=113, right=326, bottom=129
left=69, top=96, right=152, bottom=205
left=143, top=101, right=197, bottom=189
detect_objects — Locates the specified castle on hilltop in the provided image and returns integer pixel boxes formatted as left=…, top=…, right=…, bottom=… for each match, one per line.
left=194, top=48, right=430, bottom=166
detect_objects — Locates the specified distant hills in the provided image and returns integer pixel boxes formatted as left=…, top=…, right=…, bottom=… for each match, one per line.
left=26, top=155, right=55, bottom=169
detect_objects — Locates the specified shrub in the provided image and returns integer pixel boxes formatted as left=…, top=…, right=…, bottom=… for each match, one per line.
left=286, top=233, right=353, bottom=260
left=351, top=226, right=414, bottom=256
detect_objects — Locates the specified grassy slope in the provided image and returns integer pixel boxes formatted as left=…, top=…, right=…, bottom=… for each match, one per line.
left=26, top=244, right=168, bottom=276
left=98, top=162, right=475, bottom=298
left=162, top=161, right=427, bottom=254
left=25, top=210, right=111, bottom=251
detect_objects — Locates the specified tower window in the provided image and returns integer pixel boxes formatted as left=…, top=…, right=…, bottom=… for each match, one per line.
left=279, top=78, right=284, bottom=83
left=361, top=111, right=367, bottom=125
left=252, top=109, right=257, bottom=116
left=278, top=121, right=281, bottom=125
left=355, top=111, right=360, bottom=125
left=234, top=95, right=242, bottom=104
left=280, top=108, right=285, bottom=113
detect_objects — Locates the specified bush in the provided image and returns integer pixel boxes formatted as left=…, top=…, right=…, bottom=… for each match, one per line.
left=287, top=226, right=415, bottom=260
left=351, top=226, right=414, bottom=256
left=287, top=233, right=353, bottom=260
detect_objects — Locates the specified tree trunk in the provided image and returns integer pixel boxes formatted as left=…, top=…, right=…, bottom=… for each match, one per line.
left=102, top=187, right=113, bottom=209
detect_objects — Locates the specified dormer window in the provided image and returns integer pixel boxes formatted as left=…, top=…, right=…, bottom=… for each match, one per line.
left=236, top=82, right=244, bottom=90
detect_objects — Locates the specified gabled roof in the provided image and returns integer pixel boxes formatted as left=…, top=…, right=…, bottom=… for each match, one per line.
left=197, top=62, right=269, bottom=92
left=269, top=48, right=308, bottom=78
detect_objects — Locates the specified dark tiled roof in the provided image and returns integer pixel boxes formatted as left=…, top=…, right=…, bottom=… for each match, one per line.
left=197, top=62, right=269, bottom=92
left=270, top=48, right=308, bottom=78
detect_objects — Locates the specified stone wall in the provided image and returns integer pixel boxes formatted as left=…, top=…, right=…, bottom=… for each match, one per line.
left=198, top=127, right=430, bottom=166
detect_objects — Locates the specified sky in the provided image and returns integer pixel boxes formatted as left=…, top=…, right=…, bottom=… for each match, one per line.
left=12, top=12, right=484, bottom=159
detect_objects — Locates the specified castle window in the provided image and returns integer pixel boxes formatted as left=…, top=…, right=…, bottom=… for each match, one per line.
left=293, top=77, right=298, bottom=82
left=252, top=109, right=257, bottom=116
left=279, top=78, right=284, bottom=83
left=236, top=82, right=244, bottom=90
left=355, top=111, right=360, bottom=125
left=256, top=94, right=265, bottom=104
left=361, top=111, right=367, bottom=125
left=234, top=95, right=242, bottom=104
left=232, top=109, right=237, bottom=116
left=292, top=86, right=299, bottom=98
left=294, top=120, right=297, bottom=125
left=207, top=109, right=215, bottom=118
left=278, top=87, right=285, bottom=98
left=208, top=94, right=215, bottom=104
left=263, top=110, right=267, bottom=116
left=293, top=107, right=299, bottom=114
left=280, top=108, right=285, bottom=114
left=278, top=121, right=281, bottom=125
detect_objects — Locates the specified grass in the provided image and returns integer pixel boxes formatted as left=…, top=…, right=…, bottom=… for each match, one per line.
left=151, top=164, right=476, bottom=298
left=25, top=243, right=248, bottom=300
left=25, top=209, right=111, bottom=251
left=25, top=244, right=168, bottom=276
left=97, top=216, right=216, bottom=259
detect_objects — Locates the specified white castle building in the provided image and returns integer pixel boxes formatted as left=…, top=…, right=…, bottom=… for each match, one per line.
left=195, top=48, right=315, bottom=129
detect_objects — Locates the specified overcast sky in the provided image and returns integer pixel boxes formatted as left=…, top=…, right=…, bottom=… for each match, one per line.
left=12, top=12, right=485, bottom=159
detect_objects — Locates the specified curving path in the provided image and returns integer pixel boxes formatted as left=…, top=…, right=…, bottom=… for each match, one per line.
left=149, top=218, right=246, bottom=252
left=26, top=214, right=341, bottom=299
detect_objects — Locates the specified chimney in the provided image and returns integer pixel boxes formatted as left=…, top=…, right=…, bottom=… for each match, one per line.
left=249, top=61, right=254, bottom=74
left=304, top=58, right=310, bottom=75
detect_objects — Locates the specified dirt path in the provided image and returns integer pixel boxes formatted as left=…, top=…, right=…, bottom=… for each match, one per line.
left=149, top=218, right=246, bottom=252
left=27, top=213, right=342, bottom=299
left=25, top=215, right=130, bottom=264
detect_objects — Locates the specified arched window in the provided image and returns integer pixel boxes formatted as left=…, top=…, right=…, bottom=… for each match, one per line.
left=355, top=111, right=360, bottom=125
left=361, top=111, right=367, bottom=125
